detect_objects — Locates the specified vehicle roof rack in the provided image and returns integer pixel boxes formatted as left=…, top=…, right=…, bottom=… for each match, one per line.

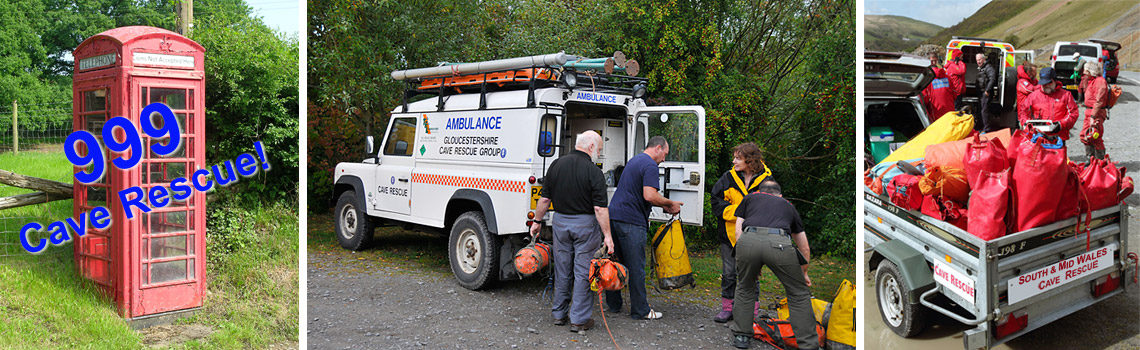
left=394, top=52, right=648, bottom=112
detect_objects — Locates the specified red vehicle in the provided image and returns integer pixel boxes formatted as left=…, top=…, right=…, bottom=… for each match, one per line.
left=1090, top=39, right=1121, bottom=84
left=72, top=26, right=207, bottom=320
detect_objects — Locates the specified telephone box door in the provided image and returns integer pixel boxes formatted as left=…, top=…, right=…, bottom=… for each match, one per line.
left=128, top=76, right=206, bottom=316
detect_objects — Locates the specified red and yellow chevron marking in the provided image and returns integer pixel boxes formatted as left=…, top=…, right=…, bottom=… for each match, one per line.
left=411, top=173, right=526, bottom=193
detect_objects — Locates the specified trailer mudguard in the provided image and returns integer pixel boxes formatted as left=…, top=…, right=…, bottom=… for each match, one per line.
left=873, top=240, right=935, bottom=303
left=449, top=189, right=498, bottom=234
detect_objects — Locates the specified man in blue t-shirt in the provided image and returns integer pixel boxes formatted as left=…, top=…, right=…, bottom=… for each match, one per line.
left=605, top=136, right=682, bottom=320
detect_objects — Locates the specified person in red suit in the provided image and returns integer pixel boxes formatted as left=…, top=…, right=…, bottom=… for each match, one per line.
left=1017, top=67, right=1079, bottom=139
left=1080, top=61, right=1109, bottom=159
left=922, top=53, right=956, bottom=122
left=1014, top=61, right=1038, bottom=123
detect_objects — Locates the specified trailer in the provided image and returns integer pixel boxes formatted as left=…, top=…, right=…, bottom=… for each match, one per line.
left=864, top=187, right=1135, bottom=349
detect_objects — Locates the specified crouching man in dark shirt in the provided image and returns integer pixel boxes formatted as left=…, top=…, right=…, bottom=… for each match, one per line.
left=729, top=179, right=817, bottom=349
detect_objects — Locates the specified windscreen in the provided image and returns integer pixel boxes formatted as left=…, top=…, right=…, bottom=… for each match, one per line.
left=1057, top=45, right=1099, bottom=58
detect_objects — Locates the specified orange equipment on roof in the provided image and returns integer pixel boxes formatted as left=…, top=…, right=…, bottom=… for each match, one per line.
left=418, top=68, right=557, bottom=91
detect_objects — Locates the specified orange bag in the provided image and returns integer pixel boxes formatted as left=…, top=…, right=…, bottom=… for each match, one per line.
left=1107, top=85, right=1121, bottom=108
left=919, top=166, right=970, bottom=203
left=589, top=250, right=628, bottom=291
left=924, top=129, right=1011, bottom=170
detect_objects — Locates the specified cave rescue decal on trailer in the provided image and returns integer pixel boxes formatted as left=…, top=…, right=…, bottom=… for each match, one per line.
left=416, top=110, right=536, bottom=163
left=1007, top=243, right=1116, bottom=305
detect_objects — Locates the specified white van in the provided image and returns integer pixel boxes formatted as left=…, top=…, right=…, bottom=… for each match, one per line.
left=332, top=54, right=707, bottom=290
left=1050, top=41, right=1104, bottom=95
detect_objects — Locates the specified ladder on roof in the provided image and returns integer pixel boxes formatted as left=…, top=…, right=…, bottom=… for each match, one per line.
left=393, top=52, right=646, bottom=112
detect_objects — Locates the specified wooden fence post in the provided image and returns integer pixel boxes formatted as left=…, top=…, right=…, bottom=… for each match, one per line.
left=11, top=99, right=16, bottom=154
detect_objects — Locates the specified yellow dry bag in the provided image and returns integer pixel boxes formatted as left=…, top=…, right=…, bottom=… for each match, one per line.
left=650, top=217, right=694, bottom=290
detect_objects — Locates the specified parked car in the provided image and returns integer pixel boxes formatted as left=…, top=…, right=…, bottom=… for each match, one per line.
left=864, top=51, right=934, bottom=168
left=1090, top=39, right=1121, bottom=84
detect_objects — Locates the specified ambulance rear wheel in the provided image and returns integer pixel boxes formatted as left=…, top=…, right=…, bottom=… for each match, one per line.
left=449, top=211, right=498, bottom=290
left=876, top=259, right=926, bottom=337
left=335, top=191, right=373, bottom=251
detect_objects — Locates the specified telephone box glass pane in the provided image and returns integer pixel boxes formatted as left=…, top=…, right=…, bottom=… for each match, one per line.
left=149, top=211, right=191, bottom=234
left=149, top=138, right=189, bottom=159
left=150, top=88, right=187, bottom=109
left=150, top=236, right=188, bottom=259
left=141, top=263, right=149, bottom=284
left=83, top=90, right=107, bottom=112
left=148, top=162, right=188, bottom=183
left=86, top=186, right=108, bottom=208
left=150, top=260, right=188, bottom=284
left=84, top=115, right=106, bottom=134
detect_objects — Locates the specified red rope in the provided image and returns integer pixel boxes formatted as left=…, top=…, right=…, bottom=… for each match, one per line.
left=597, top=288, right=621, bottom=350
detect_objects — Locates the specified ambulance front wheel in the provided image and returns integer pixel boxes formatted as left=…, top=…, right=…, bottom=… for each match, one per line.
left=876, top=259, right=926, bottom=337
left=449, top=211, right=498, bottom=290
left=335, top=191, right=374, bottom=251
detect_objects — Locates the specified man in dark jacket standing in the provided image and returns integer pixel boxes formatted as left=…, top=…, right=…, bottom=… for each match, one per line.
left=530, top=130, right=615, bottom=333
left=604, top=136, right=682, bottom=320
left=975, top=53, right=998, bottom=132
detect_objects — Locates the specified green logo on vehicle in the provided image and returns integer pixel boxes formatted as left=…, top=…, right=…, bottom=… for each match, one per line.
left=419, top=145, right=427, bottom=155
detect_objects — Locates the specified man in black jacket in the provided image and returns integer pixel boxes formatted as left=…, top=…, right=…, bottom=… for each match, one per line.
left=975, top=53, right=997, bottom=132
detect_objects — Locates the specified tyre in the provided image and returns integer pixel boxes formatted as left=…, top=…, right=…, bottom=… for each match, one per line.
left=335, top=191, right=374, bottom=251
left=876, top=259, right=926, bottom=337
left=449, top=211, right=498, bottom=290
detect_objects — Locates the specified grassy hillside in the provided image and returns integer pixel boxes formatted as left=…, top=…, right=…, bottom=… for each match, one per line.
left=921, top=0, right=1038, bottom=47
left=865, top=14, right=944, bottom=52
left=975, top=0, right=1137, bottom=64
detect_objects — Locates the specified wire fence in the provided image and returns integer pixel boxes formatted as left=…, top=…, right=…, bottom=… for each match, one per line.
left=0, top=100, right=72, bottom=153
left=0, top=214, right=68, bottom=258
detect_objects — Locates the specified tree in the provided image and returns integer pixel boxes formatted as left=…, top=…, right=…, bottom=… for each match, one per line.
left=190, top=13, right=299, bottom=199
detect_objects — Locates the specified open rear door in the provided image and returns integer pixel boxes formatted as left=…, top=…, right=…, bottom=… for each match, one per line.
left=638, top=106, right=705, bottom=226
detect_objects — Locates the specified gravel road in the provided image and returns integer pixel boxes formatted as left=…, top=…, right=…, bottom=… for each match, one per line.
left=308, top=245, right=777, bottom=349
left=864, top=70, right=1140, bottom=350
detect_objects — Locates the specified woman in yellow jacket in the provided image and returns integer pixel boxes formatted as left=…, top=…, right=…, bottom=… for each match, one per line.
left=709, top=142, right=771, bottom=323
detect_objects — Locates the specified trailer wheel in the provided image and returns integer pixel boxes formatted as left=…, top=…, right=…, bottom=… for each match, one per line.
left=876, top=260, right=926, bottom=337
left=335, top=191, right=374, bottom=251
left=449, top=211, right=498, bottom=290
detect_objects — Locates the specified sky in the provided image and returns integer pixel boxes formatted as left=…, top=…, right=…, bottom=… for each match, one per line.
left=865, top=0, right=991, bottom=27
left=246, top=0, right=299, bottom=37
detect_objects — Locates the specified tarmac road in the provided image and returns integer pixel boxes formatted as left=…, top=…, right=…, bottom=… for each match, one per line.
left=864, top=71, right=1140, bottom=350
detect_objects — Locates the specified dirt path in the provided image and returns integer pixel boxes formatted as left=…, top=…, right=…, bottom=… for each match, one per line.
left=307, top=247, right=777, bottom=349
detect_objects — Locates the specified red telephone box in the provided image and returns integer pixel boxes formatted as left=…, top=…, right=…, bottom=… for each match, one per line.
left=71, top=26, right=207, bottom=319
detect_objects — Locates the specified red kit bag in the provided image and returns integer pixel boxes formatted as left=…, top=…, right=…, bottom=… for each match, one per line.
left=921, top=194, right=968, bottom=231
left=967, top=170, right=1010, bottom=240
left=1010, top=134, right=1069, bottom=232
left=1079, top=157, right=1133, bottom=211
left=887, top=174, right=923, bottom=210
left=963, top=132, right=1008, bottom=188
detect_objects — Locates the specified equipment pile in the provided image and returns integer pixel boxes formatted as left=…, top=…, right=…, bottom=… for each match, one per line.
left=865, top=111, right=1134, bottom=242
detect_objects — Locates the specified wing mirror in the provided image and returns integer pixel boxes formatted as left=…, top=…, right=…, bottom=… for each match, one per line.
left=366, top=136, right=380, bottom=164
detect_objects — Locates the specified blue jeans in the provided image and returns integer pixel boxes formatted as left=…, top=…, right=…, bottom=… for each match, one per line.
left=604, top=221, right=651, bottom=319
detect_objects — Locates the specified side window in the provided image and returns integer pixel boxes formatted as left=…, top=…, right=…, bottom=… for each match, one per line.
left=634, top=120, right=647, bottom=151
left=383, top=117, right=417, bottom=156
left=646, top=112, right=699, bottom=162
left=538, top=114, right=557, bottom=157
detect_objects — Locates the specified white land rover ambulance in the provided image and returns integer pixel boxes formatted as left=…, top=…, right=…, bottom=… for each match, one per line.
left=333, top=53, right=706, bottom=290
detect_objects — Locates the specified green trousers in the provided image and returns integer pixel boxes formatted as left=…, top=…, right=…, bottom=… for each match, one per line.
left=729, top=228, right=818, bottom=350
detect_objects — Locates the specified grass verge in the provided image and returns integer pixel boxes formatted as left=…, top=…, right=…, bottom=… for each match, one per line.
left=0, top=150, right=298, bottom=349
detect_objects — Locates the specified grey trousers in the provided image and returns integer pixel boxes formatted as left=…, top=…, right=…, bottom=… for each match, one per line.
left=729, top=229, right=818, bottom=349
left=719, top=242, right=738, bottom=299
left=551, top=212, right=602, bottom=324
